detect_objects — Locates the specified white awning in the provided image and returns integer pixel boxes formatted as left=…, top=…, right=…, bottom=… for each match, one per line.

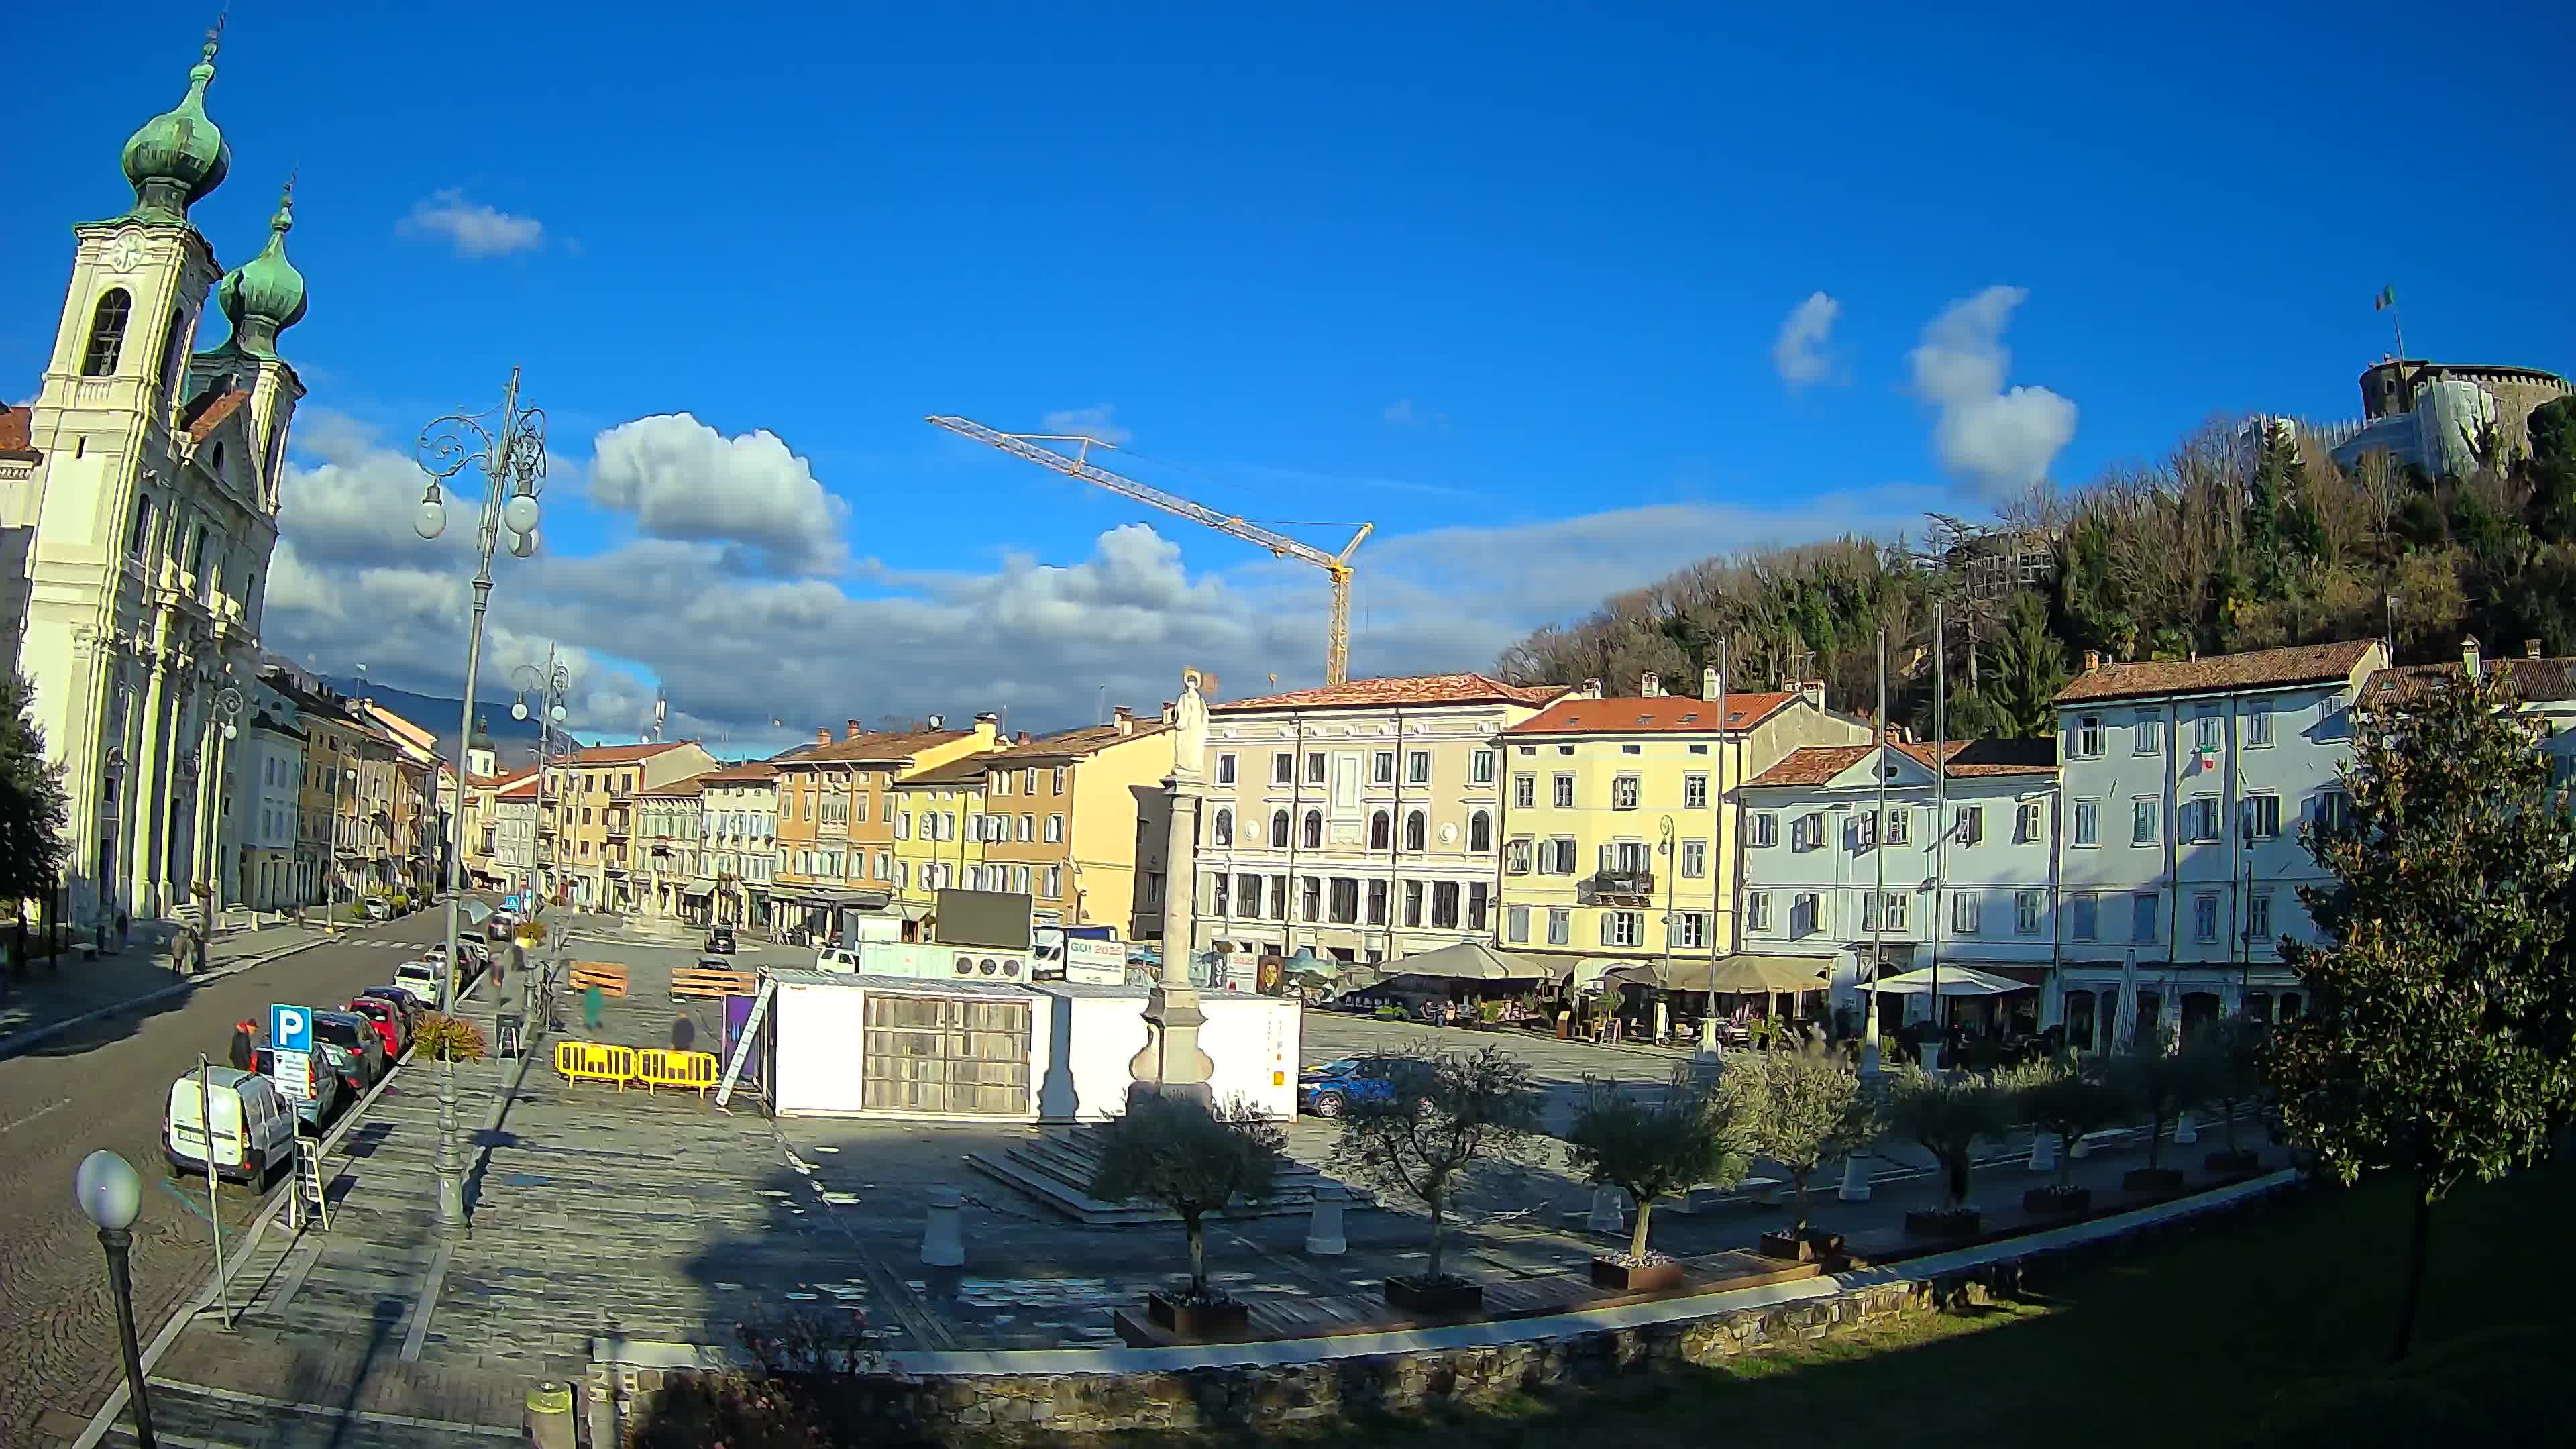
left=1383, top=940, right=1552, bottom=981
left=1869, top=965, right=2029, bottom=997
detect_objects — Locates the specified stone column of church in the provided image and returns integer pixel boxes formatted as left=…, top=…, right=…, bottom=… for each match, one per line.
left=127, top=612, right=175, bottom=917
left=1130, top=773, right=1214, bottom=1099
left=66, top=630, right=117, bottom=921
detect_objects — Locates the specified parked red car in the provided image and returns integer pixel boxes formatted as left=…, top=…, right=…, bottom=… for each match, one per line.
left=345, top=997, right=408, bottom=1059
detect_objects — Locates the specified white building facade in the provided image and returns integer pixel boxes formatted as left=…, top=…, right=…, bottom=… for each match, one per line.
left=2051, top=639, right=2387, bottom=1051
left=5, top=34, right=306, bottom=924
left=1191, top=674, right=1566, bottom=963
left=1739, top=740, right=2062, bottom=1029
left=698, top=761, right=780, bottom=928
left=232, top=676, right=305, bottom=909
left=491, top=776, right=540, bottom=891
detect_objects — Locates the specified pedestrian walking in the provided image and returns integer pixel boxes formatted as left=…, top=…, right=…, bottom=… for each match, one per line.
left=229, top=1018, right=256, bottom=1070
left=115, top=910, right=129, bottom=953
left=582, top=982, right=604, bottom=1032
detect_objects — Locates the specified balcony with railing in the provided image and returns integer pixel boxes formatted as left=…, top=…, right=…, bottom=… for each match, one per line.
left=1578, top=869, right=1656, bottom=905
left=605, top=810, right=632, bottom=838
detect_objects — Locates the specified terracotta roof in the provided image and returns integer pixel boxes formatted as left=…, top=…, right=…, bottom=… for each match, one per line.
left=1749, top=739, right=2059, bottom=788
left=700, top=761, right=780, bottom=784
left=494, top=775, right=540, bottom=799
left=979, top=720, right=1171, bottom=764
left=1213, top=673, right=1567, bottom=713
left=1504, top=692, right=1797, bottom=736
left=183, top=388, right=250, bottom=443
left=562, top=741, right=697, bottom=765
left=639, top=773, right=709, bottom=798
left=2367, top=655, right=2576, bottom=707
left=777, top=727, right=975, bottom=766
left=2055, top=640, right=2380, bottom=704
left=0, top=404, right=35, bottom=458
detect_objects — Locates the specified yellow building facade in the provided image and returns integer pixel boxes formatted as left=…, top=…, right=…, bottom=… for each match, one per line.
left=1495, top=672, right=1868, bottom=969
left=892, top=757, right=988, bottom=910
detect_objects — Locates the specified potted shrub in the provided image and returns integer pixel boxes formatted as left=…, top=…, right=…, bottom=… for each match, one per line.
left=1718, top=1042, right=1875, bottom=1260
left=2192, top=1018, right=2267, bottom=1177
left=1886, top=1064, right=2007, bottom=1237
left=1329, top=1047, right=1542, bottom=1314
left=2005, top=1057, right=2124, bottom=1214
left=1565, top=1066, right=1743, bottom=1292
left=1086, top=1093, right=1283, bottom=1340
left=2108, top=1026, right=2208, bottom=1193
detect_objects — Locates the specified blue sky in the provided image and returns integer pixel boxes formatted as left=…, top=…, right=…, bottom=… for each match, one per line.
left=8, top=2, right=2571, bottom=745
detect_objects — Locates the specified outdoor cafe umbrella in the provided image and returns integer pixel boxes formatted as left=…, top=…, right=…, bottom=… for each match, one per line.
left=1385, top=940, right=1552, bottom=982
left=1866, top=964, right=2027, bottom=996
left=1617, top=953, right=1832, bottom=996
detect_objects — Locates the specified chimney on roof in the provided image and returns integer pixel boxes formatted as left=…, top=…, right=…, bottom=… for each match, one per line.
left=2462, top=635, right=2482, bottom=680
left=1640, top=671, right=1662, bottom=698
left=816, top=727, right=832, bottom=747
left=1113, top=705, right=1135, bottom=736
left=1800, top=678, right=1825, bottom=712
left=1580, top=678, right=1603, bottom=700
left=2528, top=639, right=2543, bottom=660
left=1015, top=730, right=1032, bottom=745
left=2083, top=649, right=2101, bottom=672
left=845, top=718, right=863, bottom=741
left=971, top=712, right=997, bottom=743
left=1161, top=700, right=1176, bottom=725
left=1701, top=664, right=1721, bottom=699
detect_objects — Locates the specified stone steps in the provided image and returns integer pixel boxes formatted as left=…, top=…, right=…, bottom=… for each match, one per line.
left=967, top=1125, right=1355, bottom=1225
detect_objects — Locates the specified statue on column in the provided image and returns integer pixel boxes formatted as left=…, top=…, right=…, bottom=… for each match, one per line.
left=1131, top=668, right=1216, bottom=1101
left=1171, top=668, right=1210, bottom=784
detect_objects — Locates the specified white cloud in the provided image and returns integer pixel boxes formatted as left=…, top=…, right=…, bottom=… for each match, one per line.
left=398, top=189, right=546, bottom=259
left=260, top=417, right=1943, bottom=751
left=1772, top=292, right=1845, bottom=388
left=1040, top=406, right=1132, bottom=445
left=1383, top=398, right=1417, bottom=425
left=586, top=413, right=849, bottom=575
left=1908, top=286, right=2078, bottom=497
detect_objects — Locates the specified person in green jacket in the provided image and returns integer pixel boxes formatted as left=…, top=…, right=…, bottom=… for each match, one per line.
left=582, top=982, right=604, bottom=1031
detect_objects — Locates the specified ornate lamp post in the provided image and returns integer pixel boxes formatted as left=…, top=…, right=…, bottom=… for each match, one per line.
left=415, top=368, right=547, bottom=1230
left=511, top=651, right=571, bottom=908
left=74, top=1150, right=155, bottom=1448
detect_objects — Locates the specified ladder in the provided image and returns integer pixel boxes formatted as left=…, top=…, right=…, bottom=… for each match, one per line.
left=290, top=1137, right=331, bottom=1232
left=712, top=977, right=775, bottom=1110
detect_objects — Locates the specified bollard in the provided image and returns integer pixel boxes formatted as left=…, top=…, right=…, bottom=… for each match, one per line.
left=921, top=1189, right=965, bottom=1267
left=1838, top=1151, right=1874, bottom=1201
left=2027, top=1131, right=2059, bottom=1175
left=1304, top=1187, right=1347, bottom=1256
left=526, top=1380, right=575, bottom=1449
left=2174, top=1110, right=2198, bottom=1145
left=1587, top=1186, right=1627, bottom=1233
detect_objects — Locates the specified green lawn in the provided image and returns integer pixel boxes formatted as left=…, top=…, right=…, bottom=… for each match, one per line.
left=1124, top=1154, right=2574, bottom=1449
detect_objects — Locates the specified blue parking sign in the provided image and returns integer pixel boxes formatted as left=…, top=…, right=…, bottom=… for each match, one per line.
left=271, top=1003, right=312, bottom=1053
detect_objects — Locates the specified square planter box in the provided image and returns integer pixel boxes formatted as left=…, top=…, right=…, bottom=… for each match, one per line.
left=2022, top=1186, right=2092, bottom=1215
left=1904, top=1208, right=1982, bottom=1238
left=1384, top=1276, right=1484, bottom=1315
left=2123, top=1167, right=2186, bottom=1193
left=2203, top=1149, right=2262, bottom=1177
left=1758, top=1229, right=1845, bottom=1263
left=1145, top=1291, right=1250, bottom=1340
left=1590, top=1256, right=1686, bottom=1293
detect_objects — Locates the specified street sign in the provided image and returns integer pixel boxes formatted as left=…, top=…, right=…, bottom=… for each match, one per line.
left=271, top=1004, right=312, bottom=1053
left=271, top=1049, right=314, bottom=1102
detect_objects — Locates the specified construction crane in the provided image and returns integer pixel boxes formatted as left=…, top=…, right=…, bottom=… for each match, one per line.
left=927, top=415, right=1374, bottom=685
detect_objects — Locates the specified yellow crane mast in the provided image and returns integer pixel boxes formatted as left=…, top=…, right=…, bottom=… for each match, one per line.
left=926, top=415, right=1374, bottom=686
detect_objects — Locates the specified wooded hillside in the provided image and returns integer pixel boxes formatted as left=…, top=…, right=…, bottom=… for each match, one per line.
left=1493, top=397, right=2576, bottom=739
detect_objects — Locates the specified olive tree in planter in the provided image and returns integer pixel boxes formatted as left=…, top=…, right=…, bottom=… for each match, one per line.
left=2191, top=1018, right=2267, bottom=1176
left=2004, top=1057, right=2124, bottom=1214
left=1086, top=1093, right=1284, bottom=1339
left=1565, top=1066, right=1744, bottom=1292
left=1717, top=1042, right=1875, bottom=1260
left=1885, top=1064, right=2008, bottom=1238
left=1328, top=1046, right=1543, bottom=1314
left=2106, top=1026, right=2210, bottom=1193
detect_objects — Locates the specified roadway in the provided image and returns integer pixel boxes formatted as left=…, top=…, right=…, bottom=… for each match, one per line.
left=0, top=910, right=464, bottom=1448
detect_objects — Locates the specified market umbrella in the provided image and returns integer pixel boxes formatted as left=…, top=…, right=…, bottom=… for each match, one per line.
left=1385, top=940, right=1552, bottom=981
left=1633, top=954, right=1832, bottom=995
left=1868, top=965, right=2028, bottom=996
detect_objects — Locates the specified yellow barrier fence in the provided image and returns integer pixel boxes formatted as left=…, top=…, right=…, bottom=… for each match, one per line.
left=554, top=1040, right=639, bottom=1089
left=634, top=1048, right=720, bottom=1098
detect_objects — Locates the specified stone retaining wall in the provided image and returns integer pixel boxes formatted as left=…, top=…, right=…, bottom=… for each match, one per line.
left=605, top=1175, right=2304, bottom=1441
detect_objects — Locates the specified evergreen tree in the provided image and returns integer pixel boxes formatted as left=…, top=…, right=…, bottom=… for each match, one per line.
left=2523, top=394, right=2576, bottom=545
left=1, top=674, right=71, bottom=968
left=1949, top=592, right=2068, bottom=739
left=2272, top=667, right=2576, bottom=1361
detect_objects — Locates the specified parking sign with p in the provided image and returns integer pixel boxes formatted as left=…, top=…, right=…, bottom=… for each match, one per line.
left=271, top=1003, right=312, bottom=1053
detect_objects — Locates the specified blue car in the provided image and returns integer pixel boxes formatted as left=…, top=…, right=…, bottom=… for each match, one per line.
left=1297, top=1057, right=1401, bottom=1118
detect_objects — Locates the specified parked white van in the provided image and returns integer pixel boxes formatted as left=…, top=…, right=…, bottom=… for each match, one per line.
left=164, top=1069, right=298, bottom=1185
left=391, top=959, right=447, bottom=1008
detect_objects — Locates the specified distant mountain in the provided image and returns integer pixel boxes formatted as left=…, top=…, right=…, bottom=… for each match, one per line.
left=313, top=676, right=559, bottom=769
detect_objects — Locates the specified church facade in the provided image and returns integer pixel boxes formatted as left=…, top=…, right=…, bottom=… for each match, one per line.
left=1, top=29, right=309, bottom=923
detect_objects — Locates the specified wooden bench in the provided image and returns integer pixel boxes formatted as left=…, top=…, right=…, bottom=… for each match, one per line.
left=567, top=960, right=629, bottom=997
left=671, top=965, right=755, bottom=1000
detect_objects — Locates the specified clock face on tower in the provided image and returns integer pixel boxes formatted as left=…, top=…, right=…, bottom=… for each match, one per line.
left=107, top=233, right=146, bottom=274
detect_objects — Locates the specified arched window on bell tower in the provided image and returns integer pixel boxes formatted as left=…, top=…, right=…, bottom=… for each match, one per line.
left=81, top=288, right=132, bottom=376
left=158, top=306, right=191, bottom=401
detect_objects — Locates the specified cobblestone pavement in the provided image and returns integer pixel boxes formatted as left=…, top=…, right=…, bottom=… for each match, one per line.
left=0, top=908, right=468, bottom=1449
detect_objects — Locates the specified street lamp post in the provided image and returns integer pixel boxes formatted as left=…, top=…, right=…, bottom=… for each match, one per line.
left=415, top=368, right=548, bottom=1232
left=74, top=1150, right=156, bottom=1448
